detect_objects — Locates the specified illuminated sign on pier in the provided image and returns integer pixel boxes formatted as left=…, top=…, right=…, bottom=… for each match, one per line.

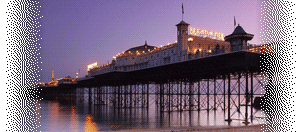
left=189, top=27, right=224, bottom=40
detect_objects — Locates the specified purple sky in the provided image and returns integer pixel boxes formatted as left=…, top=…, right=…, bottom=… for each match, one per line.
left=39, top=0, right=261, bottom=82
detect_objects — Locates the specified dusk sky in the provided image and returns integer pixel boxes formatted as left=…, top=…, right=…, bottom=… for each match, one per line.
left=39, top=0, right=261, bottom=82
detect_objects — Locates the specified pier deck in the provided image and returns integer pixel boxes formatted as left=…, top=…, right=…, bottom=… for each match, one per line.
left=78, top=51, right=262, bottom=86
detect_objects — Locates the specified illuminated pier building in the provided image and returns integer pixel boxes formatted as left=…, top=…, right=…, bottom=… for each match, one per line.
left=41, top=15, right=273, bottom=124
left=85, top=20, right=258, bottom=77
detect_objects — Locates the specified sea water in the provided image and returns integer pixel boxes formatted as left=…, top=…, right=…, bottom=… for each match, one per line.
left=36, top=88, right=266, bottom=131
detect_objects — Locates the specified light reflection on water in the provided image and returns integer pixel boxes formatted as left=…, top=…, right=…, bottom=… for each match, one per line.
left=37, top=94, right=265, bottom=131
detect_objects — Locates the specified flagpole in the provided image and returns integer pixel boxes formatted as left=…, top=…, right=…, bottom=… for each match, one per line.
left=182, top=3, right=184, bottom=21
left=234, top=16, right=236, bottom=30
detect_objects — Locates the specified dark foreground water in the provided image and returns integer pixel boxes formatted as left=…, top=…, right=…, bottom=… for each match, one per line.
left=37, top=93, right=266, bottom=131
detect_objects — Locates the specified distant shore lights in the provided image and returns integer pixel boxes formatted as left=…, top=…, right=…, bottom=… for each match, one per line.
left=189, top=27, right=224, bottom=40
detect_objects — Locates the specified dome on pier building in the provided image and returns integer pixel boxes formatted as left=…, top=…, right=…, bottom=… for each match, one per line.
left=176, top=20, right=190, bottom=26
left=224, top=24, right=254, bottom=51
left=225, top=24, right=254, bottom=39
left=124, top=41, right=156, bottom=54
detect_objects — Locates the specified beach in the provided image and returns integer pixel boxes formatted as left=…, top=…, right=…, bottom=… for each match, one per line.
left=119, top=125, right=263, bottom=132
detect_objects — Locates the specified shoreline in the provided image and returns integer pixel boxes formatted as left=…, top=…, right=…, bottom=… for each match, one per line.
left=118, top=124, right=263, bottom=132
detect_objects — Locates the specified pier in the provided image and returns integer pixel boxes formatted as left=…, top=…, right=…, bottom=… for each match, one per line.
left=38, top=19, right=271, bottom=127
left=39, top=51, right=266, bottom=125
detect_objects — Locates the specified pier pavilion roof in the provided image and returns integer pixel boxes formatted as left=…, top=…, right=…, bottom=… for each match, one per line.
left=224, top=24, right=254, bottom=41
left=124, top=42, right=156, bottom=54
left=176, top=21, right=190, bottom=26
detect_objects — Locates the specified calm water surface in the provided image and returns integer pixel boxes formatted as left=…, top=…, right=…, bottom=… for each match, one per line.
left=37, top=91, right=265, bottom=131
